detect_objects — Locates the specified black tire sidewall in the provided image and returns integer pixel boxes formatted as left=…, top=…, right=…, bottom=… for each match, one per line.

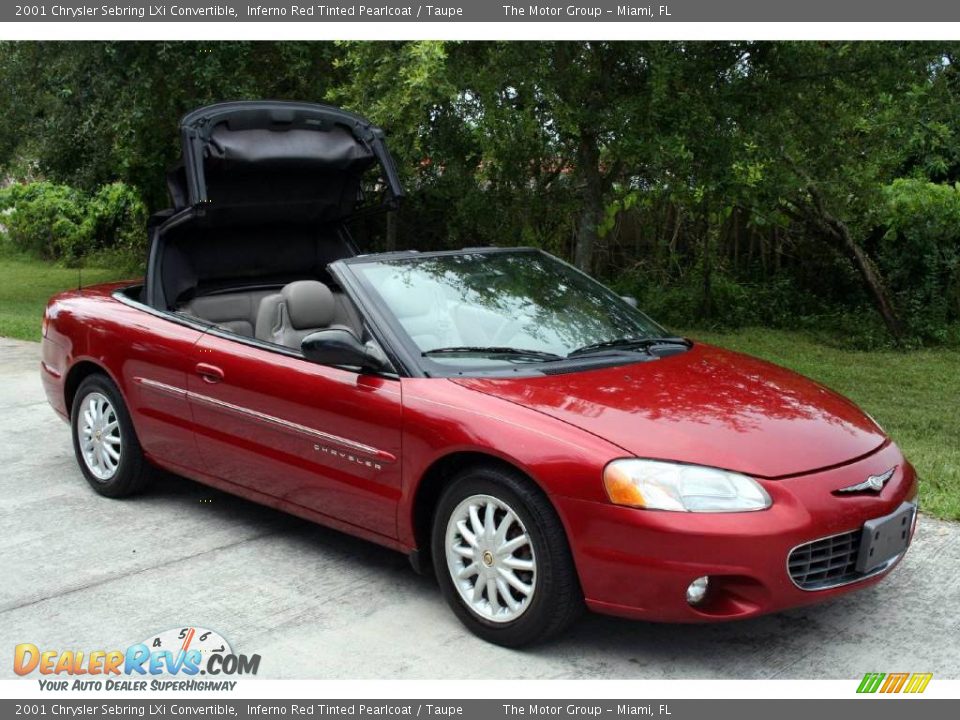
left=70, top=374, right=146, bottom=498
left=431, top=466, right=580, bottom=647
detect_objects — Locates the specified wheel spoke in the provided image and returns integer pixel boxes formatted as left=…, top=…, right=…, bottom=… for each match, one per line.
left=484, top=500, right=496, bottom=537
left=104, top=444, right=120, bottom=462
left=486, top=577, right=500, bottom=612
left=502, top=556, right=534, bottom=571
left=468, top=504, right=484, bottom=539
left=451, top=544, right=474, bottom=559
left=498, top=566, right=533, bottom=596
left=494, top=510, right=515, bottom=546
left=498, top=533, right=530, bottom=557
left=456, top=519, right=478, bottom=548
left=457, top=562, right=479, bottom=579
left=104, top=435, right=121, bottom=446
left=496, top=577, right=520, bottom=611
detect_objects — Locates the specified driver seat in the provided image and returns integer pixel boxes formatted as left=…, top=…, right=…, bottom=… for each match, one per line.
left=255, top=280, right=348, bottom=349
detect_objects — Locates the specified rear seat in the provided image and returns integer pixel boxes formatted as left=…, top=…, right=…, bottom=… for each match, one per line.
left=180, top=285, right=363, bottom=341
left=179, top=290, right=277, bottom=337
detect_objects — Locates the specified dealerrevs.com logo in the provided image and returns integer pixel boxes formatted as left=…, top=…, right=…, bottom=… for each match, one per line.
left=14, top=627, right=260, bottom=692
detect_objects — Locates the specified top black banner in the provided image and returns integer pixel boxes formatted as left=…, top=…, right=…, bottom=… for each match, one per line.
left=6, top=0, right=960, bottom=22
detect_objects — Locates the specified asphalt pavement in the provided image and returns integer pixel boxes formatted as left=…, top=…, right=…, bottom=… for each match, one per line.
left=2, top=336, right=958, bottom=679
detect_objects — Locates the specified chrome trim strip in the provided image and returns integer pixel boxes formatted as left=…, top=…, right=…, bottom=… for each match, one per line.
left=135, top=377, right=188, bottom=400
left=188, top=388, right=396, bottom=463
left=133, top=376, right=395, bottom=463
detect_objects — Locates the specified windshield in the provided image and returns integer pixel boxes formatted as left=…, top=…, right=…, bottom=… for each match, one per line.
left=347, top=250, right=669, bottom=370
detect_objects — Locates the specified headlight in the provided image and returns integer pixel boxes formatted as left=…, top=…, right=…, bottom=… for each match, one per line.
left=603, top=459, right=772, bottom=512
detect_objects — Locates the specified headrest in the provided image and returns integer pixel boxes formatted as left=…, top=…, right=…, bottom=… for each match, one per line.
left=282, top=281, right=335, bottom=329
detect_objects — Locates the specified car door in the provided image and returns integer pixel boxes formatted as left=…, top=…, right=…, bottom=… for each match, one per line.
left=119, top=309, right=206, bottom=475
left=185, top=331, right=402, bottom=540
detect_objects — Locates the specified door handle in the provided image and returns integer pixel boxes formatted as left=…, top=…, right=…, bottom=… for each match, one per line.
left=195, top=363, right=224, bottom=384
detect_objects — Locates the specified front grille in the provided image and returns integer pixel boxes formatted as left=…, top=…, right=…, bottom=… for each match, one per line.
left=788, top=530, right=864, bottom=590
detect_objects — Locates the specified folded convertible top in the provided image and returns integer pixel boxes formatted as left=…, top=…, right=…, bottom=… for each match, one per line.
left=165, top=100, right=404, bottom=223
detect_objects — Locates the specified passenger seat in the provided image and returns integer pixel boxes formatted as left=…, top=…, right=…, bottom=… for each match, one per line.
left=255, top=280, right=358, bottom=349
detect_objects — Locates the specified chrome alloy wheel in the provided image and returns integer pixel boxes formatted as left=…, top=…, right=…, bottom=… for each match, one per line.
left=78, top=392, right=122, bottom=481
left=444, top=493, right=537, bottom=623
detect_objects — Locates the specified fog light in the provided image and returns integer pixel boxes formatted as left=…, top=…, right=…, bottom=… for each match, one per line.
left=686, top=576, right=709, bottom=605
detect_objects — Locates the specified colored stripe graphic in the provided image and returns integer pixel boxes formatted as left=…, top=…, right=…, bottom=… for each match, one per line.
left=857, top=673, right=885, bottom=693
left=880, top=673, right=910, bottom=693
left=903, top=673, right=933, bottom=694
left=857, top=672, right=932, bottom=694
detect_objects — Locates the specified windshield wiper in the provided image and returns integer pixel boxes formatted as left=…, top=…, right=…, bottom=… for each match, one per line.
left=567, top=336, right=691, bottom=359
left=422, top=346, right=564, bottom=362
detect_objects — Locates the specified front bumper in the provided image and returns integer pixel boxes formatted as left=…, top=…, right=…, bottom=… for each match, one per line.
left=555, top=443, right=918, bottom=622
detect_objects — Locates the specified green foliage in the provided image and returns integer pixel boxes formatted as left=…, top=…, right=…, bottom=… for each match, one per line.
left=0, top=182, right=88, bottom=261
left=3, top=41, right=960, bottom=344
left=0, top=180, right=147, bottom=267
left=879, top=179, right=960, bottom=342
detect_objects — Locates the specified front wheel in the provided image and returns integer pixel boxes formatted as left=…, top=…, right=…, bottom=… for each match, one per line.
left=71, top=374, right=152, bottom=498
left=431, top=464, right=583, bottom=647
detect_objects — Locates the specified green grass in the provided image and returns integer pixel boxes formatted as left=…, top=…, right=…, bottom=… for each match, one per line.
left=0, top=255, right=131, bottom=341
left=685, top=328, right=960, bottom=521
left=0, top=256, right=956, bottom=519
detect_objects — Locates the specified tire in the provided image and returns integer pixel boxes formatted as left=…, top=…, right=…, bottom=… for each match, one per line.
left=431, top=464, right=583, bottom=647
left=71, top=374, right=152, bottom=498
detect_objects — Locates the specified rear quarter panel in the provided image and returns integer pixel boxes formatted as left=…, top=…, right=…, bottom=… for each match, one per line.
left=42, top=283, right=205, bottom=472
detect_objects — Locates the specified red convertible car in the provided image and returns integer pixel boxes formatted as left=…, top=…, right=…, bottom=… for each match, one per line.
left=41, top=102, right=917, bottom=646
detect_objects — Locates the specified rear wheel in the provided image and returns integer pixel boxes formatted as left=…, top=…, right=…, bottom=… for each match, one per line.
left=71, top=374, right=152, bottom=497
left=431, top=464, right=583, bottom=647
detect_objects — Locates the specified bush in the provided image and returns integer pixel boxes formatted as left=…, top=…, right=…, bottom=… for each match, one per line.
left=0, top=180, right=147, bottom=267
left=879, top=179, right=960, bottom=343
left=0, top=182, right=88, bottom=261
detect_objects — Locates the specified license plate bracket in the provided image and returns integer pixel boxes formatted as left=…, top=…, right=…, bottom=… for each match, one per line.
left=856, top=501, right=916, bottom=573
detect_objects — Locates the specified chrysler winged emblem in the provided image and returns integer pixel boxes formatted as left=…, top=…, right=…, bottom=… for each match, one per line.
left=836, top=467, right=896, bottom=493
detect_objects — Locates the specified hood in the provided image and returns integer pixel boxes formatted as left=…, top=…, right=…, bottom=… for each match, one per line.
left=168, top=101, right=404, bottom=223
left=453, top=344, right=886, bottom=479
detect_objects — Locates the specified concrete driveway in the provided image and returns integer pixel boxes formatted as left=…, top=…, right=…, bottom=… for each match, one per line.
left=2, top=336, right=958, bottom=679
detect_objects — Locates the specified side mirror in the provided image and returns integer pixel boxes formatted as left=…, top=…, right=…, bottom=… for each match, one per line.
left=301, top=329, right=390, bottom=373
left=620, top=295, right=639, bottom=308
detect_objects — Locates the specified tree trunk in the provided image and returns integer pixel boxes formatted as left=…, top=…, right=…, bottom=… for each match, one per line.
left=573, top=130, right=604, bottom=272
left=385, top=210, right=397, bottom=252
left=831, top=219, right=904, bottom=340
left=793, top=185, right=904, bottom=341
left=700, top=215, right=715, bottom=319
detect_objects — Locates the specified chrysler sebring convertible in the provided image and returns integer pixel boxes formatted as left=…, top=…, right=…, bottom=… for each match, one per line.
left=40, top=101, right=917, bottom=646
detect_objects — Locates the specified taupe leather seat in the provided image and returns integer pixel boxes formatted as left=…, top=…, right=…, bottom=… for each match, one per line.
left=180, top=289, right=275, bottom=337
left=255, top=280, right=360, bottom=349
